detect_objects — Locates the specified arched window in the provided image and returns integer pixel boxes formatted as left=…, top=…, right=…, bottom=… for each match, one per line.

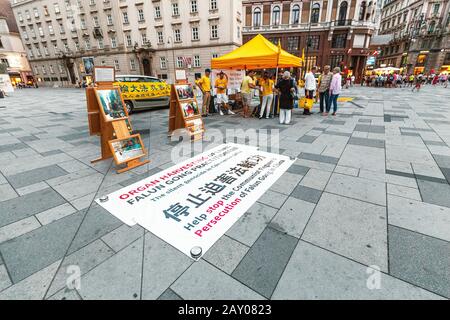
left=428, top=20, right=436, bottom=33
left=253, top=7, right=261, bottom=27
left=272, top=5, right=281, bottom=26
left=292, top=4, right=300, bottom=24
left=359, top=1, right=366, bottom=21
left=338, top=1, right=348, bottom=25
left=311, top=3, right=320, bottom=23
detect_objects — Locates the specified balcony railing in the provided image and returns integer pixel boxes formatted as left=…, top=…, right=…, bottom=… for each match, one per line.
left=243, top=20, right=377, bottom=33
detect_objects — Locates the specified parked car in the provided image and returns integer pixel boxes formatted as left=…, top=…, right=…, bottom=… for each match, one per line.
left=114, top=75, right=171, bottom=114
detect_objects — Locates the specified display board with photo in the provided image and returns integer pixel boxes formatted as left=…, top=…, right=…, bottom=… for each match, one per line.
left=96, top=88, right=128, bottom=122
left=109, top=135, right=145, bottom=164
left=82, top=57, right=95, bottom=75
left=175, top=84, right=195, bottom=100
left=180, top=101, right=200, bottom=118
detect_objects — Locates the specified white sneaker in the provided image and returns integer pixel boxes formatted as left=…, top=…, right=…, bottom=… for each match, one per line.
left=228, top=110, right=235, bottom=115
left=219, top=110, right=224, bottom=116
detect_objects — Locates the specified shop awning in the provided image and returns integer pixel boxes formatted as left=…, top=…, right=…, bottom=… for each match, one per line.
left=211, top=34, right=303, bottom=70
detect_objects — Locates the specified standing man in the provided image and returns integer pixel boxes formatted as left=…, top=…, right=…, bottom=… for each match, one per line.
left=304, top=66, right=317, bottom=115
left=318, top=65, right=332, bottom=114
left=259, top=72, right=274, bottom=119
left=214, top=71, right=234, bottom=115
left=241, top=70, right=256, bottom=118
left=197, top=69, right=212, bottom=117
left=325, top=67, right=342, bottom=116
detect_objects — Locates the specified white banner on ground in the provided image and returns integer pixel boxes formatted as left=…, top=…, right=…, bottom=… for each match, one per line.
left=97, top=144, right=294, bottom=259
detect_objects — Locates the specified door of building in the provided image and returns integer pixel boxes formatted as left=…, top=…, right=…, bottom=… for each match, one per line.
left=142, top=58, right=151, bottom=76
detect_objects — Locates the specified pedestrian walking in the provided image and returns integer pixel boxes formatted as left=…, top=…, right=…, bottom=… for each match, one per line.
left=259, top=72, right=274, bottom=119
left=304, top=66, right=317, bottom=115
left=241, top=70, right=256, bottom=118
left=412, top=74, right=422, bottom=92
left=275, top=71, right=295, bottom=125
left=318, top=65, right=332, bottom=114
left=197, top=69, right=212, bottom=116
left=324, top=67, right=342, bottom=116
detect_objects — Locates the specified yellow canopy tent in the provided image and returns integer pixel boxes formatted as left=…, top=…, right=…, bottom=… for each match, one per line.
left=211, top=34, right=303, bottom=70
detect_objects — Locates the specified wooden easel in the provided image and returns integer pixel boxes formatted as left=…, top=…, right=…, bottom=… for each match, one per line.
left=86, top=66, right=150, bottom=173
left=168, top=81, right=205, bottom=142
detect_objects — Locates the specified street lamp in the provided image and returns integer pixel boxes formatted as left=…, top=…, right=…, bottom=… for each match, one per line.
left=167, top=36, right=176, bottom=84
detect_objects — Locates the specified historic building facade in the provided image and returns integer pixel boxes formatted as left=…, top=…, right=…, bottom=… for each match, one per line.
left=0, top=0, right=32, bottom=85
left=10, top=0, right=243, bottom=86
left=376, top=0, right=450, bottom=74
left=242, top=0, right=378, bottom=82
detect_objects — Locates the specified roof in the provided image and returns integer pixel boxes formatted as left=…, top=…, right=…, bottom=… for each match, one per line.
left=0, top=0, right=19, bottom=34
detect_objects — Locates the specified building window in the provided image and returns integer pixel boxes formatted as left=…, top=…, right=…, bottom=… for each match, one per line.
left=311, top=3, right=320, bottom=23
left=192, top=27, right=199, bottom=41
left=107, top=14, right=113, bottom=26
left=42, top=66, right=47, bottom=74
left=237, top=26, right=241, bottom=38
left=157, top=31, right=164, bottom=44
left=138, top=9, right=145, bottom=22
left=194, top=55, right=200, bottom=67
left=292, top=4, right=300, bottom=24
left=174, top=29, right=181, bottom=42
left=433, top=3, right=440, bottom=15
left=141, top=33, right=147, bottom=45
left=287, top=36, right=299, bottom=51
left=331, top=33, right=347, bottom=48
left=172, top=3, right=179, bottom=16
left=59, top=23, right=65, bottom=34
left=114, top=60, right=120, bottom=70
left=34, top=66, right=39, bottom=74
left=33, top=8, right=40, bottom=18
left=98, top=38, right=104, bottom=49
left=43, top=45, right=49, bottom=55
left=329, top=55, right=344, bottom=69
left=307, top=35, right=320, bottom=50
left=428, top=21, right=436, bottom=33
left=85, top=40, right=91, bottom=50
left=123, top=11, right=129, bottom=24
left=272, top=5, right=281, bottom=26
left=130, top=59, right=136, bottom=70
left=359, top=2, right=367, bottom=21
left=54, top=4, right=60, bottom=14
left=176, top=57, right=183, bottom=68
left=338, top=1, right=348, bottom=25
left=74, top=41, right=80, bottom=51
left=160, top=57, right=167, bottom=69
left=38, top=26, right=44, bottom=36
left=191, top=0, right=198, bottom=13
left=212, top=53, right=219, bottom=58
left=59, top=64, right=64, bottom=74
left=93, top=16, right=99, bottom=27
left=80, top=18, right=86, bottom=29
left=253, top=7, right=261, bottom=27
left=126, top=34, right=132, bottom=47
left=155, top=6, right=161, bottom=18
left=111, top=36, right=117, bottom=48
left=210, top=25, right=218, bottom=39
left=210, top=0, right=218, bottom=11
left=49, top=65, right=54, bottom=74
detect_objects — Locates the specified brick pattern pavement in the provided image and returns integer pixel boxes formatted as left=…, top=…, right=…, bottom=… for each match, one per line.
left=0, top=86, right=449, bottom=300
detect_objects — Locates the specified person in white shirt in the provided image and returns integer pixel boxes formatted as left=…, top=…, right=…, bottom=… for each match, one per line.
left=304, top=66, right=317, bottom=115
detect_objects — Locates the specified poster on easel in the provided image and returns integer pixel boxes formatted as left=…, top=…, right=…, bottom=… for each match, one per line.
left=86, top=66, right=150, bottom=173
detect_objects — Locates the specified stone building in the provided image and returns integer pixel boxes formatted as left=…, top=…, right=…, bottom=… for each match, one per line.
left=10, top=0, right=243, bottom=86
left=242, top=0, right=379, bottom=82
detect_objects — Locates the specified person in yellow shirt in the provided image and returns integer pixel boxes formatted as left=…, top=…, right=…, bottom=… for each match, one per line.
left=258, top=72, right=274, bottom=119
left=214, top=71, right=235, bottom=116
left=240, top=70, right=256, bottom=118
left=197, top=69, right=212, bottom=116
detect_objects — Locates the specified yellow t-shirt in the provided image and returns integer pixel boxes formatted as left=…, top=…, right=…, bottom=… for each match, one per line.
left=215, top=77, right=228, bottom=94
left=260, top=79, right=274, bottom=96
left=241, top=76, right=254, bottom=94
left=198, top=76, right=211, bottom=92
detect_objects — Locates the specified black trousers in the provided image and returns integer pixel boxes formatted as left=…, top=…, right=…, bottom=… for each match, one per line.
left=319, top=91, right=330, bottom=113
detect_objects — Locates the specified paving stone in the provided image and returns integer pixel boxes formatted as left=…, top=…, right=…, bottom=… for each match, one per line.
left=417, top=179, right=450, bottom=208
left=302, top=193, right=388, bottom=271
left=291, top=185, right=323, bottom=204
left=0, top=260, right=60, bottom=300
left=348, top=137, right=385, bottom=149
left=68, top=204, right=122, bottom=254
left=272, top=241, right=442, bottom=300
left=256, top=190, right=288, bottom=209
left=0, top=264, right=12, bottom=291
left=202, top=235, right=249, bottom=275
left=0, top=188, right=66, bottom=228
left=46, top=239, right=115, bottom=297
left=355, top=124, right=385, bottom=134
left=0, top=216, right=41, bottom=244
left=16, top=181, right=49, bottom=196
left=35, top=203, right=77, bottom=225
left=339, top=145, right=386, bottom=173
left=412, top=163, right=446, bottom=180
left=299, top=169, right=332, bottom=190
left=386, top=160, right=413, bottom=175
left=388, top=195, right=450, bottom=242
left=297, top=135, right=317, bottom=143
left=433, top=154, right=450, bottom=168
left=287, top=164, right=310, bottom=176
left=226, top=202, right=278, bottom=247
left=0, top=142, right=27, bottom=153
left=52, top=173, right=105, bottom=201
left=269, top=172, right=304, bottom=195
left=0, top=184, right=18, bottom=202
left=47, top=288, right=81, bottom=300
left=157, top=288, right=183, bottom=300
left=334, top=165, right=359, bottom=176
left=441, top=167, right=450, bottom=184
left=0, top=211, right=83, bottom=283
left=387, top=184, right=421, bottom=201
left=7, top=165, right=69, bottom=189
left=325, top=173, right=386, bottom=206
left=232, top=227, right=297, bottom=298
left=389, top=225, right=450, bottom=298
left=70, top=192, right=96, bottom=211
left=171, top=260, right=264, bottom=300
left=270, top=197, right=316, bottom=238
left=294, top=158, right=336, bottom=172
left=101, top=224, right=144, bottom=252
left=78, top=239, right=143, bottom=300
left=299, top=152, right=339, bottom=165
left=323, top=130, right=352, bottom=137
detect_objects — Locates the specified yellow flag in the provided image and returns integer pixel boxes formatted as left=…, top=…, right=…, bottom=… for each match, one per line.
left=302, top=48, right=305, bottom=65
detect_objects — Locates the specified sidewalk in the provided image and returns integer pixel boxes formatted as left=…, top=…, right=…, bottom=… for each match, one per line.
left=0, top=85, right=449, bottom=300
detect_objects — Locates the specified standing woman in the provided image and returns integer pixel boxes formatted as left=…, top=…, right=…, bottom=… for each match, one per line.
left=275, top=71, right=296, bottom=125
left=325, top=67, right=342, bottom=116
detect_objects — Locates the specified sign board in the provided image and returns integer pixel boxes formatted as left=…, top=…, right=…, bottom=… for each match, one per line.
left=94, top=66, right=115, bottom=83
left=97, top=144, right=294, bottom=259
left=211, top=69, right=245, bottom=92
left=0, top=74, right=14, bottom=93
left=176, top=69, right=187, bottom=81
